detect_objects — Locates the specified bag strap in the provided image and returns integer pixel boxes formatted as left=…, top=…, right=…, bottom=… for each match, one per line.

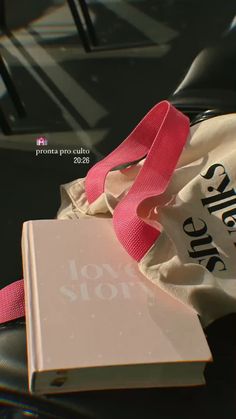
left=85, top=101, right=180, bottom=203
left=0, top=279, right=25, bottom=324
left=113, top=105, right=189, bottom=261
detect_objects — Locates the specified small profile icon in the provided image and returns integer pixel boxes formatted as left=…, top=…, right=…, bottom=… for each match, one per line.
left=36, top=136, right=48, bottom=146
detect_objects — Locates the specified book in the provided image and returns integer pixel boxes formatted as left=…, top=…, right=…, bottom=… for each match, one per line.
left=22, top=219, right=212, bottom=394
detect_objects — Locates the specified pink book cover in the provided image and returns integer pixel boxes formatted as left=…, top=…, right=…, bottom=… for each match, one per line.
left=22, top=219, right=211, bottom=394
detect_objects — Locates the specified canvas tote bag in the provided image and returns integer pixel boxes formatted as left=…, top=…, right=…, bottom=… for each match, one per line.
left=57, top=101, right=236, bottom=327
left=1, top=101, right=236, bottom=326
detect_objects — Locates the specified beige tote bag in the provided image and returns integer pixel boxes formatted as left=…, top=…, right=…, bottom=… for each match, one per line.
left=57, top=101, right=236, bottom=326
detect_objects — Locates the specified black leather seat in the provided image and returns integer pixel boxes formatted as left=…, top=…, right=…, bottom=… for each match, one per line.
left=169, top=29, right=236, bottom=121
left=1, top=315, right=236, bottom=419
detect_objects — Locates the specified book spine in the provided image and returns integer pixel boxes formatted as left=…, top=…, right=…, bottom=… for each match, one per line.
left=22, top=222, right=43, bottom=379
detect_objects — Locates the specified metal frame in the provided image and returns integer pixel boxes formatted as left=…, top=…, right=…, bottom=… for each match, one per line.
left=0, top=54, right=26, bottom=117
left=0, top=0, right=6, bottom=30
left=0, top=52, right=26, bottom=135
left=0, top=1, right=26, bottom=135
left=67, top=0, right=154, bottom=52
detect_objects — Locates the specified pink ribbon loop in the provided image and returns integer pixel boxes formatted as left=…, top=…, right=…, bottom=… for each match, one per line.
left=85, top=101, right=189, bottom=261
left=112, top=103, right=190, bottom=261
left=85, top=101, right=175, bottom=203
left=0, top=279, right=25, bottom=324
